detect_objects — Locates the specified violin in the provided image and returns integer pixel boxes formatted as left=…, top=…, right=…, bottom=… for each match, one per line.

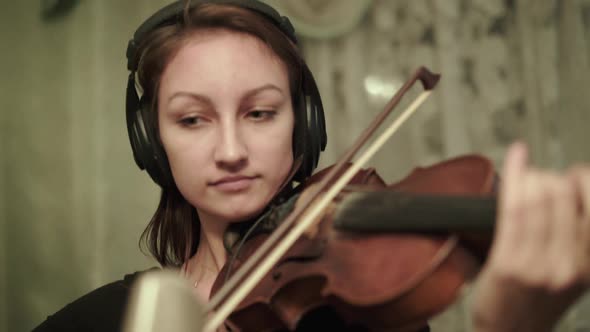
left=192, top=66, right=505, bottom=331
left=212, top=156, right=497, bottom=331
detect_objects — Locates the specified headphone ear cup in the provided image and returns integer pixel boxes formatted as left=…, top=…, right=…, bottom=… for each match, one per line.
left=126, top=75, right=149, bottom=171
left=126, top=85, right=171, bottom=187
left=295, top=63, right=326, bottom=181
left=139, top=97, right=173, bottom=187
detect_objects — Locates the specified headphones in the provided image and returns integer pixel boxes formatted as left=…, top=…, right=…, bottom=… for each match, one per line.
left=125, top=0, right=327, bottom=187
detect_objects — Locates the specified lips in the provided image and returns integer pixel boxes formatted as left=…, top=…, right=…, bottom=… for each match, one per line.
left=209, top=175, right=259, bottom=192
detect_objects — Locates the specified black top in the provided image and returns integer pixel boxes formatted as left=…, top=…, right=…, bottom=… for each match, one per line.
left=33, top=269, right=430, bottom=332
left=33, top=270, right=146, bottom=332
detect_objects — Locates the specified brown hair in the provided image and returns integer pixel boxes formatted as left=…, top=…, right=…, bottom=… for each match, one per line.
left=135, top=2, right=306, bottom=267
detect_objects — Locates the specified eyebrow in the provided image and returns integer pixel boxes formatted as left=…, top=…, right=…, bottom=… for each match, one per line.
left=243, top=84, right=285, bottom=100
left=166, top=83, right=285, bottom=106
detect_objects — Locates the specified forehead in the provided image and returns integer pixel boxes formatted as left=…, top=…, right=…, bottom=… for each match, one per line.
left=159, top=29, right=289, bottom=98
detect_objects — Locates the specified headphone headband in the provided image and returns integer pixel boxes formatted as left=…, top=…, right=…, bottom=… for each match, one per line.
left=127, top=0, right=296, bottom=72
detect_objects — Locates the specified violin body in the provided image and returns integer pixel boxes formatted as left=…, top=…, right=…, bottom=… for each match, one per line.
left=211, top=155, right=497, bottom=331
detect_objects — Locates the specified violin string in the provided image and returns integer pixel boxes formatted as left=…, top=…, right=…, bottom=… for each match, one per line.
left=206, top=69, right=434, bottom=313
left=202, top=90, right=433, bottom=332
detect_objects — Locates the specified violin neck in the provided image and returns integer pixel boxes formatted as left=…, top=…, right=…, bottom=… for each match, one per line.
left=333, top=191, right=496, bottom=233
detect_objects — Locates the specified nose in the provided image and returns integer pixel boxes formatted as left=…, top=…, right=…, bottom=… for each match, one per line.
left=213, top=119, right=247, bottom=171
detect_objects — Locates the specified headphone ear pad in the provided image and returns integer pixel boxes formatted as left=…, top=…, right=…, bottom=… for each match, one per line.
left=128, top=94, right=172, bottom=187
left=126, top=74, right=149, bottom=171
left=294, top=63, right=327, bottom=182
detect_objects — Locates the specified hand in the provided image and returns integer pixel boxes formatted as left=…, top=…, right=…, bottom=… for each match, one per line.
left=471, top=142, right=590, bottom=332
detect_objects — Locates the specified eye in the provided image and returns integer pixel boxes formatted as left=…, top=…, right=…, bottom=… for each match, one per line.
left=178, top=116, right=202, bottom=127
left=247, top=110, right=276, bottom=121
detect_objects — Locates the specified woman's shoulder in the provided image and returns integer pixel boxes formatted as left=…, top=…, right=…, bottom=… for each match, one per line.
left=33, top=268, right=160, bottom=332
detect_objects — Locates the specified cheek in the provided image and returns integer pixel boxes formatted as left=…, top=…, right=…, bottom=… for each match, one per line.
left=264, top=143, right=293, bottom=178
left=160, top=131, right=209, bottom=188
left=168, top=146, right=200, bottom=174
left=166, top=147, right=196, bottom=186
left=255, top=124, right=294, bottom=177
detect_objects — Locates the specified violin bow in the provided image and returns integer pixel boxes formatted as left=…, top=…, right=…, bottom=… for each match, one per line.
left=203, top=66, right=441, bottom=332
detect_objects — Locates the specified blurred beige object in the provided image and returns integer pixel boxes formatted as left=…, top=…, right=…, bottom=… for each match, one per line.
left=123, top=270, right=205, bottom=332
left=266, top=0, right=373, bottom=38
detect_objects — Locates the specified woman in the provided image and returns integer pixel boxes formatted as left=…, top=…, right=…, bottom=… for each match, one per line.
left=35, top=0, right=590, bottom=331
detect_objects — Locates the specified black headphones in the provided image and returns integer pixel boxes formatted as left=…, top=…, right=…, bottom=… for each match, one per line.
left=125, top=0, right=327, bottom=187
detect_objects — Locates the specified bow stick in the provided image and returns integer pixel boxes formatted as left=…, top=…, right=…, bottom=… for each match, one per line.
left=203, top=66, right=441, bottom=332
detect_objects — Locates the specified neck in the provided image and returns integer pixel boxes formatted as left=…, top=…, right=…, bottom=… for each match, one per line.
left=197, top=214, right=230, bottom=272
left=183, top=213, right=230, bottom=302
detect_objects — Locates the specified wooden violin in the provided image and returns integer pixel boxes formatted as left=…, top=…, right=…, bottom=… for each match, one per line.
left=203, top=67, right=499, bottom=331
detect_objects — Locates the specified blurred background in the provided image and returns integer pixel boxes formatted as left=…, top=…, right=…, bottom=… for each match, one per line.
left=2, top=0, right=590, bottom=331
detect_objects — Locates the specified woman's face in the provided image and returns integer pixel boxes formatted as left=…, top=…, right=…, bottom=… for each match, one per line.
left=158, top=30, right=294, bottom=224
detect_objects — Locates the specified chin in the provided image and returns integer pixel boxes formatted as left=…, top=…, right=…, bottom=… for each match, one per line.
left=227, top=209, right=266, bottom=223
left=215, top=202, right=265, bottom=223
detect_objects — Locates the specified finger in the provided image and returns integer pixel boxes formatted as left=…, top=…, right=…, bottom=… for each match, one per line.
left=498, top=142, right=529, bottom=219
left=519, top=171, right=552, bottom=269
left=568, top=166, right=590, bottom=283
left=568, top=165, right=590, bottom=219
left=545, top=173, right=579, bottom=289
left=493, top=142, right=529, bottom=257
